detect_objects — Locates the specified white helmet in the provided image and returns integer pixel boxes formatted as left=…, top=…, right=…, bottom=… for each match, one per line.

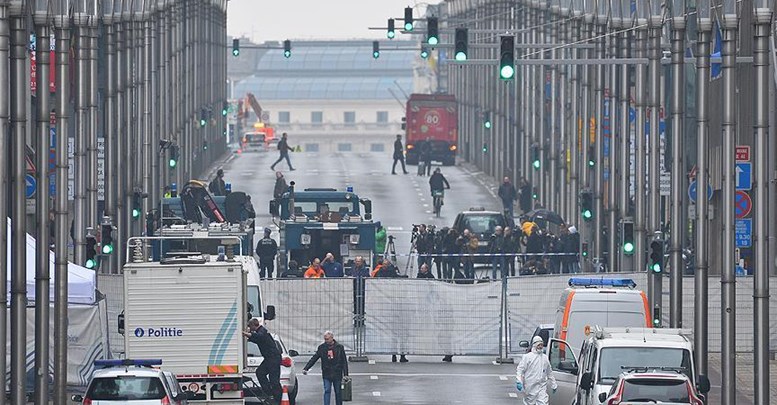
left=531, top=336, right=544, bottom=347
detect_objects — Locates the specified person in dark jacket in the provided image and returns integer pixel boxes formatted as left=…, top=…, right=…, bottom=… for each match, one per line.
left=273, top=171, right=289, bottom=200
left=208, top=169, right=227, bottom=196
left=561, top=226, right=580, bottom=273
left=280, top=260, right=302, bottom=278
left=322, top=253, right=345, bottom=277
left=442, top=228, right=459, bottom=280
left=428, top=168, right=450, bottom=197
left=374, top=259, right=400, bottom=278
left=270, top=132, right=296, bottom=171
left=519, top=177, right=533, bottom=214
left=417, top=263, right=435, bottom=279
left=498, top=176, right=518, bottom=222
left=503, top=226, right=519, bottom=276
left=255, top=228, right=278, bottom=278
left=303, top=331, right=349, bottom=405
left=419, top=138, right=433, bottom=176
left=391, top=134, right=409, bottom=175
left=488, top=226, right=506, bottom=279
left=243, top=318, right=282, bottom=403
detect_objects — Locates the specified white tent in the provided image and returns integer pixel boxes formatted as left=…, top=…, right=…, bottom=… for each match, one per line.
left=5, top=219, right=96, bottom=305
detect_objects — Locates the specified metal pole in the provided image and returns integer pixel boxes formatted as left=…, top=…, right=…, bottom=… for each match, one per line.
left=569, top=12, right=580, bottom=226
left=53, top=16, right=71, bottom=405
left=537, top=5, right=546, bottom=207
left=648, top=18, right=662, bottom=314
left=143, top=12, right=152, bottom=218
left=9, top=13, right=27, bottom=405
left=88, top=21, right=98, bottom=234
left=123, top=17, right=133, bottom=237
left=73, top=24, right=87, bottom=264
left=150, top=7, right=159, bottom=206
left=115, top=17, right=126, bottom=265
left=33, top=22, right=51, bottom=405
left=634, top=24, right=647, bottom=273
left=607, top=19, right=618, bottom=274
left=105, top=18, right=117, bottom=272
left=593, top=20, right=605, bottom=266
left=751, top=7, right=771, bottom=404
left=669, top=15, right=685, bottom=328
left=0, top=3, right=11, bottom=397
left=618, top=23, right=633, bottom=272
left=694, top=18, right=711, bottom=381
left=548, top=10, right=557, bottom=213
left=720, top=14, right=737, bottom=405
left=558, top=8, right=568, bottom=221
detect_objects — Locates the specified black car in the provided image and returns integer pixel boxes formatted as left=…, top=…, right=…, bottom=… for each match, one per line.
left=452, top=208, right=507, bottom=262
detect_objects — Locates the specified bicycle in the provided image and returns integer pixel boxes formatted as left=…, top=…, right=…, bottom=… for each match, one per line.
left=432, top=189, right=446, bottom=217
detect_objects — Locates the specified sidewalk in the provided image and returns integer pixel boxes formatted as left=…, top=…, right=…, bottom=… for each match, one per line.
left=707, top=352, right=777, bottom=403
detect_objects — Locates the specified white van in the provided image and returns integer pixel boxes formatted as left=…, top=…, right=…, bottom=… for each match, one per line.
left=552, top=278, right=651, bottom=355
left=547, top=327, right=710, bottom=405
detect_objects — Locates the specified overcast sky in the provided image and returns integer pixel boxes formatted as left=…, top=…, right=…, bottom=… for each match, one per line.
left=226, top=0, right=439, bottom=42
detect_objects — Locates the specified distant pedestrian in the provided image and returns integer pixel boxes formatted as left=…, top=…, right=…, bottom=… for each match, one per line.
left=270, top=132, right=296, bottom=171
left=519, top=177, right=533, bottom=214
left=304, top=258, right=326, bottom=278
left=417, top=263, right=435, bottom=279
left=280, top=260, right=303, bottom=278
left=392, top=135, right=409, bottom=175
left=255, top=228, right=278, bottom=278
left=302, top=331, right=349, bottom=405
left=273, top=171, right=288, bottom=200
left=420, top=138, right=433, bottom=176
left=208, top=169, right=227, bottom=196
left=322, top=253, right=344, bottom=277
left=498, top=176, right=518, bottom=222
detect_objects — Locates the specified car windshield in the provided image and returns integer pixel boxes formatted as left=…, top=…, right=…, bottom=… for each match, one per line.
left=565, top=308, right=646, bottom=353
left=461, top=214, right=504, bottom=235
left=621, top=378, right=691, bottom=402
left=599, top=347, right=693, bottom=383
left=87, top=376, right=167, bottom=400
left=247, top=286, right=260, bottom=319
left=245, top=134, right=264, bottom=143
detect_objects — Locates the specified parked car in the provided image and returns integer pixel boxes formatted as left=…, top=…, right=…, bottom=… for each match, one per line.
left=72, top=359, right=188, bottom=405
left=519, top=323, right=554, bottom=352
left=244, top=333, right=299, bottom=405
left=452, top=207, right=506, bottom=263
left=600, top=371, right=706, bottom=405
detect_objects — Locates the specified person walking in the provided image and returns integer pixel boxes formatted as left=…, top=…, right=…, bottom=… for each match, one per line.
left=270, top=132, right=296, bottom=171
left=516, top=336, right=557, bottom=405
left=255, top=228, right=278, bottom=278
left=303, top=331, right=349, bottom=405
left=498, top=176, right=518, bottom=223
left=419, top=138, right=433, bottom=176
left=273, top=171, right=288, bottom=200
left=391, top=134, right=409, bottom=175
left=208, top=169, right=227, bottom=196
left=243, top=318, right=282, bottom=403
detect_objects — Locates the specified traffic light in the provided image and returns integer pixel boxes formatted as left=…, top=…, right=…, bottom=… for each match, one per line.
left=200, top=108, right=207, bottom=127
left=404, top=7, right=414, bottom=31
left=221, top=101, right=228, bottom=116
left=652, top=306, right=661, bottom=327
left=582, top=241, right=589, bottom=258
left=532, top=144, right=540, bottom=170
left=203, top=140, right=209, bottom=151
left=101, top=222, right=114, bottom=255
left=232, top=38, right=239, bottom=57
left=85, top=233, right=97, bottom=269
left=168, top=144, right=179, bottom=168
left=621, top=220, right=635, bottom=255
left=426, top=17, right=439, bottom=46
left=283, top=40, right=291, bottom=58
left=580, top=190, right=593, bottom=220
left=483, top=111, right=491, bottom=129
left=649, top=240, right=664, bottom=273
left=454, top=28, right=468, bottom=61
left=372, top=41, right=380, bottom=59
left=499, top=35, right=515, bottom=80
left=387, top=18, right=395, bottom=39
left=132, top=192, right=142, bottom=219
left=588, top=145, right=595, bottom=167
left=420, top=46, right=429, bottom=59
left=482, top=143, right=488, bottom=153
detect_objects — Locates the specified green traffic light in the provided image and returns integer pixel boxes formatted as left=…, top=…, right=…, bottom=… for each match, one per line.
left=652, top=318, right=661, bottom=326
left=200, top=119, right=206, bottom=127
left=102, top=244, right=114, bottom=255
left=532, top=193, right=538, bottom=200
left=484, top=121, right=492, bottom=129
left=85, top=258, right=97, bottom=269
left=582, top=209, right=592, bottom=220
left=455, top=51, right=467, bottom=61
left=404, top=22, right=413, bottom=31
left=387, top=30, right=395, bottom=39
left=651, top=263, right=662, bottom=273
left=373, top=51, right=380, bottom=59
left=588, top=159, right=595, bottom=167
left=420, top=49, right=429, bottom=59
left=169, top=158, right=177, bottom=168
left=222, top=109, right=227, bottom=117
left=232, top=49, right=239, bottom=57
left=623, top=242, right=635, bottom=254
left=500, top=65, right=515, bottom=80
left=533, top=160, right=540, bottom=169
left=482, top=144, right=488, bottom=153
left=132, top=208, right=141, bottom=219
left=284, top=50, right=291, bottom=58
left=427, top=36, right=438, bottom=46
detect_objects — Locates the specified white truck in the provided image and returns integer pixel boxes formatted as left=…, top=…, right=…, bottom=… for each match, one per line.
left=120, top=240, right=273, bottom=404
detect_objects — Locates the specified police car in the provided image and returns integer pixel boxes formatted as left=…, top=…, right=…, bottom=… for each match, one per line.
left=244, top=333, right=299, bottom=405
left=72, top=359, right=189, bottom=405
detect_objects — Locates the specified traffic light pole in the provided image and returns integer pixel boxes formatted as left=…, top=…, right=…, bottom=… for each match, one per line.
left=607, top=19, right=618, bottom=275
left=569, top=12, right=580, bottom=227
left=548, top=6, right=558, bottom=214
left=593, top=17, right=605, bottom=268
left=0, top=1, right=9, bottom=398
left=106, top=17, right=118, bottom=273
left=648, top=17, right=662, bottom=323
left=634, top=22, right=647, bottom=275
left=617, top=20, right=633, bottom=272
left=74, top=22, right=88, bottom=265
left=558, top=8, right=569, bottom=221
left=669, top=15, right=685, bottom=328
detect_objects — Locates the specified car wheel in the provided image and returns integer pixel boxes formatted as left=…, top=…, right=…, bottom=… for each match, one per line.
left=289, top=380, right=298, bottom=405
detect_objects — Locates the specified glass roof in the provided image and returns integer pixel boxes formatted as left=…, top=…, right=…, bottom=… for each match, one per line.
left=235, top=77, right=413, bottom=100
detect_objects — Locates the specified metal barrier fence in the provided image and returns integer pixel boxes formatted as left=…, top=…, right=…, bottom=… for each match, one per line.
left=96, top=274, right=125, bottom=359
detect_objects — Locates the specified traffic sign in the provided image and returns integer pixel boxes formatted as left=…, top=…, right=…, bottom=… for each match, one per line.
left=25, top=174, right=36, bottom=198
left=735, top=145, right=750, bottom=161
left=736, top=162, right=752, bottom=190
left=688, top=180, right=713, bottom=203
left=736, top=219, right=752, bottom=248
left=735, top=190, right=752, bottom=219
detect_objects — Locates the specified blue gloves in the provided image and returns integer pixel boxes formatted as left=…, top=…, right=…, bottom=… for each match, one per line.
left=516, top=382, right=523, bottom=392
left=552, top=387, right=557, bottom=393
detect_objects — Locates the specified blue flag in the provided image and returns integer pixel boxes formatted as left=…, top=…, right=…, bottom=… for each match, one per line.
left=711, top=19, right=723, bottom=80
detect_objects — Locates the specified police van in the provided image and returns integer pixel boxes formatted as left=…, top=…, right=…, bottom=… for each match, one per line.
left=120, top=236, right=274, bottom=404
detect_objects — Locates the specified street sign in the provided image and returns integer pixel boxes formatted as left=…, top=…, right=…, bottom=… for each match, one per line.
left=736, top=218, right=752, bottom=248
left=736, top=162, right=752, bottom=190
left=735, top=145, right=750, bottom=161
left=25, top=174, right=36, bottom=198
left=688, top=180, right=713, bottom=203
left=735, top=190, right=752, bottom=219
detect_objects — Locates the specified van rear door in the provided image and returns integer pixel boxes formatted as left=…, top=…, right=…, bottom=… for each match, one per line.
left=547, top=338, right=578, bottom=405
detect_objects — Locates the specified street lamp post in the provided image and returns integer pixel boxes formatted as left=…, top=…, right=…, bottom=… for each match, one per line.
left=593, top=0, right=606, bottom=268
left=616, top=0, right=633, bottom=272
left=647, top=0, right=663, bottom=324
left=633, top=2, right=647, bottom=275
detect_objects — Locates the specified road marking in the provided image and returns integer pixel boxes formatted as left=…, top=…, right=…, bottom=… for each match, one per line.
left=370, top=375, right=379, bottom=380
left=386, top=227, right=404, bottom=231
left=422, top=204, right=429, bottom=207
left=509, top=393, right=518, bottom=398
left=372, top=392, right=381, bottom=397
left=500, top=376, right=508, bottom=381
left=368, top=360, right=376, bottom=365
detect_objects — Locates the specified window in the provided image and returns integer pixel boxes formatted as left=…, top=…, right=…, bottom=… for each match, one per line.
left=311, top=111, right=323, bottom=123
left=343, top=111, right=356, bottom=124
left=598, top=348, right=692, bottom=384
left=370, top=144, right=385, bottom=152
left=278, top=111, right=290, bottom=123
left=376, top=111, right=389, bottom=123
left=87, top=377, right=167, bottom=400
left=305, top=143, right=320, bottom=152
left=338, top=143, right=352, bottom=152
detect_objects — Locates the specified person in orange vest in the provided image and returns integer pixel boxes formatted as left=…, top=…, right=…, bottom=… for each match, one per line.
left=304, top=258, right=326, bottom=278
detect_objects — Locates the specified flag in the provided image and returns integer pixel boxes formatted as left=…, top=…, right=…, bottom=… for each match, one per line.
left=711, top=19, right=723, bottom=80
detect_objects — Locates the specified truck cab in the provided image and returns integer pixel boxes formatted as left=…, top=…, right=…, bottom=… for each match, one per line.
left=404, top=93, right=458, bottom=166
left=270, top=185, right=380, bottom=272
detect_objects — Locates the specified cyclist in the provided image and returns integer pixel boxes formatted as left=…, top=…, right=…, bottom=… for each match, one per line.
left=429, top=168, right=450, bottom=213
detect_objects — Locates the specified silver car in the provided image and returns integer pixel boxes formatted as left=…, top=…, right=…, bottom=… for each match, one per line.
left=244, top=333, right=299, bottom=405
left=72, top=359, right=188, bottom=405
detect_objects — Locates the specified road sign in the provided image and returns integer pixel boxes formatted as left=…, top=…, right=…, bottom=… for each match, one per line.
left=735, top=145, right=750, bottom=161
left=735, top=190, right=752, bottom=219
left=688, top=180, right=713, bottom=203
left=736, top=162, right=751, bottom=190
left=25, top=174, right=36, bottom=198
left=736, top=219, right=752, bottom=248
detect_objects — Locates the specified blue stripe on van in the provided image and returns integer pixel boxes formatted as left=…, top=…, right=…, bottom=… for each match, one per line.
left=208, top=301, right=238, bottom=364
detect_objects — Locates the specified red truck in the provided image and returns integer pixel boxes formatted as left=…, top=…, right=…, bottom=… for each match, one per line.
left=404, top=93, right=458, bottom=166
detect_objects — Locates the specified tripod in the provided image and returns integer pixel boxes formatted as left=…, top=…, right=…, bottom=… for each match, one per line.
left=384, top=235, right=398, bottom=264
left=403, top=231, right=419, bottom=275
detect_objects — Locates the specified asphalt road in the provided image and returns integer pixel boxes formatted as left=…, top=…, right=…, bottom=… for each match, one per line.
left=221, top=148, right=502, bottom=273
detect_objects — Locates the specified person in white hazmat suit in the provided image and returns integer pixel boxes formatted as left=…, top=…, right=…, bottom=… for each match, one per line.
left=516, top=336, right=557, bottom=405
